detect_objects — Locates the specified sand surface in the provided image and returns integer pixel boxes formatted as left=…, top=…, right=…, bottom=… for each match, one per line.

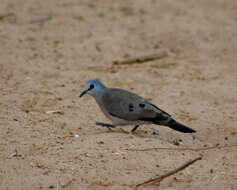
left=0, top=0, right=237, bottom=189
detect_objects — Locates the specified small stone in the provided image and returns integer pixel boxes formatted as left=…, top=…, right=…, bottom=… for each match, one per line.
left=153, top=44, right=160, bottom=49
left=173, top=140, right=180, bottom=146
left=24, top=109, right=30, bottom=113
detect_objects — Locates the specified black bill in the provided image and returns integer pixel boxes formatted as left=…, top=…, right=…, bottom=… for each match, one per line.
left=79, top=89, right=90, bottom=97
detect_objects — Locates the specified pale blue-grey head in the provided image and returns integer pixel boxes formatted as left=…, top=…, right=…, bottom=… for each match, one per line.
left=80, top=80, right=107, bottom=98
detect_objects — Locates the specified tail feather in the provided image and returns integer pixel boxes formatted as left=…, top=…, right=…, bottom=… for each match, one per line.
left=165, top=119, right=196, bottom=133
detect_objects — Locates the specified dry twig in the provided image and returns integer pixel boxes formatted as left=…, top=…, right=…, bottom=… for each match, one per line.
left=135, top=156, right=202, bottom=189
left=45, top=110, right=64, bottom=115
left=126, top=144, right=237, bottom=152
left=113, top=51, right=168, bottom=65
left=0, top=13, right=15, bottom=20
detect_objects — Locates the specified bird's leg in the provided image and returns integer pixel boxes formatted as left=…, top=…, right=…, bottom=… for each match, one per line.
left=95, top=121, right=116, bottom=129
left=131, top=125, right=140, bottom=132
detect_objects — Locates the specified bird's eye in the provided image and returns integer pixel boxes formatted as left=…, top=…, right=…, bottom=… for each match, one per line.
left=90, top=84, right=95, bottom=89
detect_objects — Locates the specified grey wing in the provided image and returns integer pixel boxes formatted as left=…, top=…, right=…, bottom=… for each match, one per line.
left=101, top=88, right=170, bottom=122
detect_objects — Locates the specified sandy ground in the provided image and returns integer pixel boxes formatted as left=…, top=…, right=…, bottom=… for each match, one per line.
left=0, top=0, right=237, bottom=189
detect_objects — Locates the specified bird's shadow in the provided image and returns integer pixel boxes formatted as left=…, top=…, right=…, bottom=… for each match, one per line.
left=91, top=123, right=203, bottom=147
left=93, top=126, right=182, bottom=146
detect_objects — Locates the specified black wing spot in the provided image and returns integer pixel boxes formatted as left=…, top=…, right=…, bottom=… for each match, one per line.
left=128, top=103, right=134, bottom=112
left=139, top=103, right=145, bottom=108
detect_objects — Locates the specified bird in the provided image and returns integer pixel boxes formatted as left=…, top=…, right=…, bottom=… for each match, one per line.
left=80, top=80, right=196, bottom=133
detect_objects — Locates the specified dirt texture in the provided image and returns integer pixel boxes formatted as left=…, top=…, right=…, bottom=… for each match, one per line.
left=0, top=0, right=237, bottom=190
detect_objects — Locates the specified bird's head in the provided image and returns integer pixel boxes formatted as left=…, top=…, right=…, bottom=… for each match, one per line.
left=79, top=80, right=106, bottom=98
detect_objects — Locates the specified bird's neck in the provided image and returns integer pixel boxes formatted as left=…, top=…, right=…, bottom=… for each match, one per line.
left=91, top=88, right=106, bottom=100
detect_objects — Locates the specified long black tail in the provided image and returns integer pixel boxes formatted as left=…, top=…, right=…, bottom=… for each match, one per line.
left=165, top=119, right=196, bottom=133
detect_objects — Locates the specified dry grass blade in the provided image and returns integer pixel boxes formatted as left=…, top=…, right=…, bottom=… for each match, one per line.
left=113, top=50, right=168, bottom=65
left=8, top=149, right=22, bottom=158
left=30, top=16, right=52, bottom=24
left=135, top=156, right=202, bottom=189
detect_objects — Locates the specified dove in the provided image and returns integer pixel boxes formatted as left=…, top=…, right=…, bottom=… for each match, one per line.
left=80, top=80, right=196, bottom=133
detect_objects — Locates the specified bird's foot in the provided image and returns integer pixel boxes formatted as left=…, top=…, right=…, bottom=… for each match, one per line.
left=95, top=122, right=116, bottom=130
left=131, top=125, right=140, bottom=133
